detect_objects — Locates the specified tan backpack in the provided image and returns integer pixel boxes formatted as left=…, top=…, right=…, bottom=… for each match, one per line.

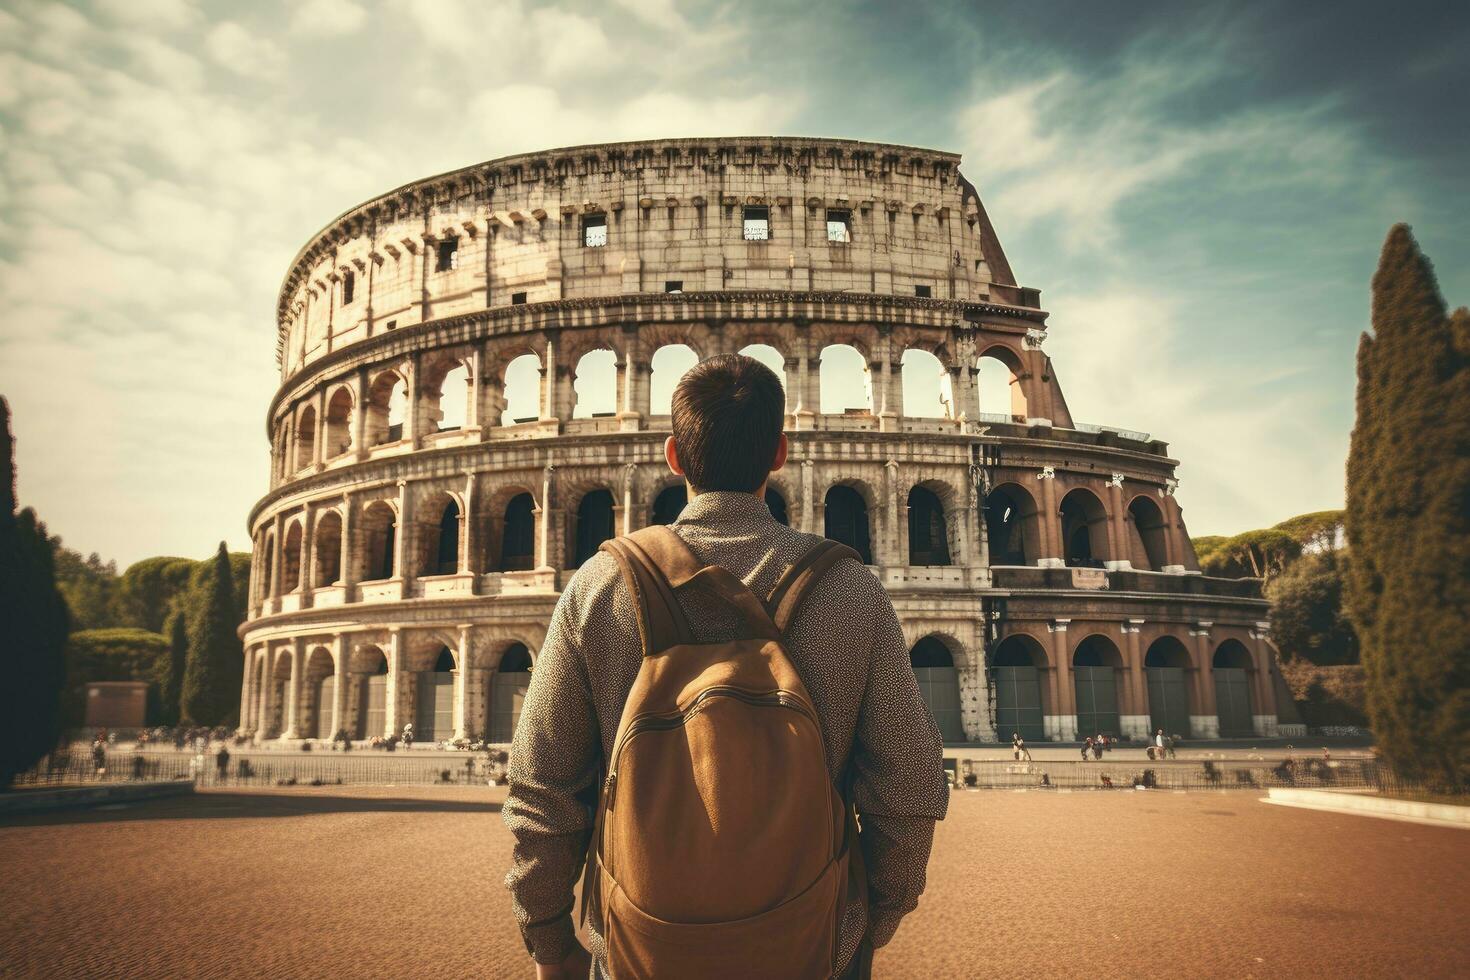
left=579, top=524, right=868, bottom=979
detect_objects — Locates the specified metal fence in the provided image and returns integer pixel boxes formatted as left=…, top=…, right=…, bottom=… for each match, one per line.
left=15, top=748, right=504, bottom=789
left=950, top=757, right=1395, bottom=792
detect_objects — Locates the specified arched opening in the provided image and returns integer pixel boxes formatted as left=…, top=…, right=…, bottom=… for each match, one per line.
left=572, top=489, right=616, bottom=568
left=305, top=647, right=335, bottom=740
left=823, top=485, right=872, bottom=565
left=414, top=646, right=456, bottom=743
left=427, top=497, right=460, bottom=576
left=488, top=643, right=532, bottom=742
left=323, top=387, right=353, bottom=458
left=434, top=362, right=470, bottom=431
left=651, top=484, right=687, bottom=526
left=975, top=346, right=1027, bottom=420
left=1145, top=636, right=1193, bottom=738
left=764, top=487, right=789, bottom=526
left=267, top=650, right=291, bottom=737
left=572, top=348, right=618, bottom=419
left=1072, top=635, right=1123, bottom=738
left=498, top=493, right=535, bottom=571
left=314, top=510, right=342, bottom=587
left=260, top=533, right=276, bottom=599
left=1213, top=639, right=1255, bottom=737
left=365, top=371, right=409, bottom=446
left=818, top=344, right=872, bottom=414
left=907, top=485, right=951, bottom=566
left=738, top=344, right=788, bottom=409
left=352, top=647, right=388, bottom=740
left=650, top=344, right=698, bottom=416
left=984, top=484, right=1039, bottom=566
left=1128, top=496, right=1169, bottom=571
left=990, top=634, right=1047, bottom=741
left=359, top=501, right=396, bottom=582
left=900, top=349, right=954, bottom=419
left=1060, top=488, right=1109, bottom=568
left=295, top=406, right=317, bottom=471
left=502, top=353, right=541, bottom=425
left=910, top=637, right=964, bottom=742
left=281, top=522, right=303, bottom=592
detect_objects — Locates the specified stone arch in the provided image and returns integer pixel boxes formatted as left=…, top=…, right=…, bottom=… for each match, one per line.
left=651, top=483, right=688, bottom=525
left=572, top=348, right=618, bottom=419
left=422, top=356, right=471, bottom=433
left=487, top=640, right=533, bottom=742
left=294, top=404, right=317, bottom=471
left=738, top=343, right=788, bottom=407
left=1060, top=487, right=1110, bottom=567
left=358, top=499, right=397, bottom=581
left=501, top=352, right=542, bottom=425
left=984, top=482, right=1040, bottom=566
left=649, top=343, right=699, bottom=416
left=259, top=528, right=277, bottom=600
left=1212, top=638, right=1256, bottom=737
left=1144, top=634, right=1195, bottom=737
left=763, top=483, right=791, bottom=527
left=974, top=343, right=1028, bottom=420
left=265, top=646, right=294, bottom=738
left=313, top=509, right=342, bottom=587
left=823, top=479, right=875, bottom=564
left=302, top=645, right=336, bottom=740
left=818, top=343, right=872, bottom=414
left=1127, top=494, right=1169, bottom=571
left=906, top=481, right=951, bottom=566
left=281, top=519, right=304, bottom=593
left=486, top=485, right=538, bottom=572
left=409, top=644, right=457, bottom=742
left=1072, top=633, right=1125, bottom=738
left=900, top=348, right=953, bottom=419
left=909, top=634, right=965, bottom=742
left=348, top=643, right=389, bottom=740
left=365, top=369, right=409, bottom=446
left=273, top=423, right=290, bottom=483
left=323, top=386, right=354, bottom=459
left=570, top=485, right=616, bottom=568
left=990, top=632, right=1049, bottom=741
left=417, top=490, right=462, bottom=577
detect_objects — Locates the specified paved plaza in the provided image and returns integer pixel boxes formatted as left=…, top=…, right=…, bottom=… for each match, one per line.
left=1, top=785, right=1465, bottom=979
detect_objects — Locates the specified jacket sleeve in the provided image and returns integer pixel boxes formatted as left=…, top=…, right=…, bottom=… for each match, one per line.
left=502, top=584, right=601, bottom=964
left=846, top=564, right=950, bottom=948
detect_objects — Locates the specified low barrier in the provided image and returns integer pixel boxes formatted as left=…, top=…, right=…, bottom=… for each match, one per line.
left=949, top=757, right=1392, bottom=792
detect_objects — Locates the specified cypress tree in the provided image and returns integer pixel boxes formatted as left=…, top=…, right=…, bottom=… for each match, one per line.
left=1345, top=225, right=1470, bottom=789
left=181, top=542, right=242, bottom=726
left=0, top=398, right=70, bottom=789
left=160, top=610, right=189, bottom=726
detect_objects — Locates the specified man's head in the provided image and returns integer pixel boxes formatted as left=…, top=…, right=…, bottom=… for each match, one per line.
left=666, top=353, right=787, bottom=494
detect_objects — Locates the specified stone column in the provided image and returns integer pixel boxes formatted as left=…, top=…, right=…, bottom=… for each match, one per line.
left=1047, top=621, right=1076, bottom=741
left=1036, top=470, right=1063, bottom=567
left=793, top=340, right=818, bottom=430
left=536, top=463, right=557, bottom=571
left=299, top=505, right=316, bottom=597
left=330, top=635, right=348, bottom=738
left=883, top=460, right=901, bottom=568
left=1250, top=633, right=1278, bottom=737
left=540, top=334, right=559, bottom=421
left=1121, top=621, right=1149, bottom=739
left=799, top=459, right=815, bottom=534
left=268, top=513, right=285, bottom=598
left=1161, top=488, right=1187, bottom=573
left=1190, top=626, right=1219, bottom=738
left=313, top=390, right=327, bottom=469
left=282, top=638, right=304, bottom=740
left=237, top=646, right=254, bottom=734
left=384, top=628, right=403, bottom=738
left=453, top=625, right=473, bottom=740
left=339, top=492, right=356, bottom=593
left=621, top=464, right=638, bottom=536
left=394, top=479, right=414, bottom=588
left=405, top=350, right=422, bottom=448
left=256, top=647, right=274, bottom=740
left=463, top=473, right=482, bottom=587
left=352, top=367, right=369, bottom=460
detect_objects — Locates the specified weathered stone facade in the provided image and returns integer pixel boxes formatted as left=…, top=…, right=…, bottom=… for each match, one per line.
left=239, top=137, right=1289, bottom=746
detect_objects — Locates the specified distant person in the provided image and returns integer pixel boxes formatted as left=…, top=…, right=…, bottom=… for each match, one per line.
left=1166, top=734, right=1178, bottom=760
left=1082, top=736, right=1094, bottom=761
left=1093, top=735, right=1104, bottom=761
left=216, top=743, right=230, bottom=783
left=1012, top=732, right=1024, bottom=761
left=401, top=723, right=413, bottom=749
left=1155, top=729, right=1167, bottom=757
left=91, top=737, right=107, bottom=776
left=503, top=354, right=947, bottom=980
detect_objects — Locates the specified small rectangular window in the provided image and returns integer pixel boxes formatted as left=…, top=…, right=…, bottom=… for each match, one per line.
left=826, top=209, right=851, bottom=244
left=385, top=319, right=397, bottom=330
left=742, top=205, right=769, bottom=241
left=914, top=284, right=931, bottom=298
left=511, top=291, right=527, bottom=305
left=342, top=270, right=355, bottom=304
left=665, top=281, right=683, bottom=293
left=435, top=238, right=458, bottom=272
left=583, top=213, right=607, bottom=247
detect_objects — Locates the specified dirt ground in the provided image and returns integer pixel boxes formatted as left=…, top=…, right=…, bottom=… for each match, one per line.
left=1, top=785, right=1465, bottom=979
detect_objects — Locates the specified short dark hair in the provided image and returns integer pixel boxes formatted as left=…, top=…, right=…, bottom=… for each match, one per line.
left=671, top=353, right=785, bottom=493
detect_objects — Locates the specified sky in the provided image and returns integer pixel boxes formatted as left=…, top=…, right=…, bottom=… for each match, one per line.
left=1, top=0, right=1466, bottom=569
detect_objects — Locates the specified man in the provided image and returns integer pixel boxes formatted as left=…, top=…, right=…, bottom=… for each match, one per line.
left=504, top=353, right=949, bottom=979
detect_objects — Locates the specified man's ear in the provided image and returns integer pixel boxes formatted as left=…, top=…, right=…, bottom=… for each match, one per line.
left=664, top=435, right=684, bottom=476
left=770, top=432, right=788, bottom=473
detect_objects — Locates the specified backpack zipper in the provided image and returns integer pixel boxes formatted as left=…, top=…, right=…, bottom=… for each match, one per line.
left=604, top=686, right=816, bottom=807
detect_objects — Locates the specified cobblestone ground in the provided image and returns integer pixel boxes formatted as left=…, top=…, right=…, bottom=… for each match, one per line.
left=1, top=786, right=1465, bottom=979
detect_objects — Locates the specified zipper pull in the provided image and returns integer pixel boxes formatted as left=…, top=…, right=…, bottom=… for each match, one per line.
left=603, top=770, right=618, bottom=805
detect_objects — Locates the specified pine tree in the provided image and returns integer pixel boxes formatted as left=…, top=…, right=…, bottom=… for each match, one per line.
left=1345, top=225, right=1470, bottom=789
left=0, top=398, right=70, bottom=789
left=159, top=610, right=189, bottom=726
left=181, top=542, right=242, bottom=726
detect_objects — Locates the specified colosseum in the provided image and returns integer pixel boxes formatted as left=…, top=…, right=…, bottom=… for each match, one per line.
left=239, top=136, right=1297, bottom=749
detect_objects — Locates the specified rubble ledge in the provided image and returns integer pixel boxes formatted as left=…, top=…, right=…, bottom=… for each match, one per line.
left=0, top=779, right=195, bottom=816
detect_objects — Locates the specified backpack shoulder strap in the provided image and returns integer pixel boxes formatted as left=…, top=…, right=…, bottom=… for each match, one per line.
left=598, top=527, right=697, bottom=656
left=765, top=538, right=864, bottom=633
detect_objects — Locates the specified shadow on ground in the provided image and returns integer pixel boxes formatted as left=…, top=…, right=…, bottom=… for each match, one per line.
left=0, top=789, right=501, bottom=827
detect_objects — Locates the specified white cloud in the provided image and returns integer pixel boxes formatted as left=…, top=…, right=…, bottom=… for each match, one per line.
left=205, top=22, right=285, bottom=79
left=93, top=0, right=200, bottom=32
left=290, top=0, right=368, bottom=38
